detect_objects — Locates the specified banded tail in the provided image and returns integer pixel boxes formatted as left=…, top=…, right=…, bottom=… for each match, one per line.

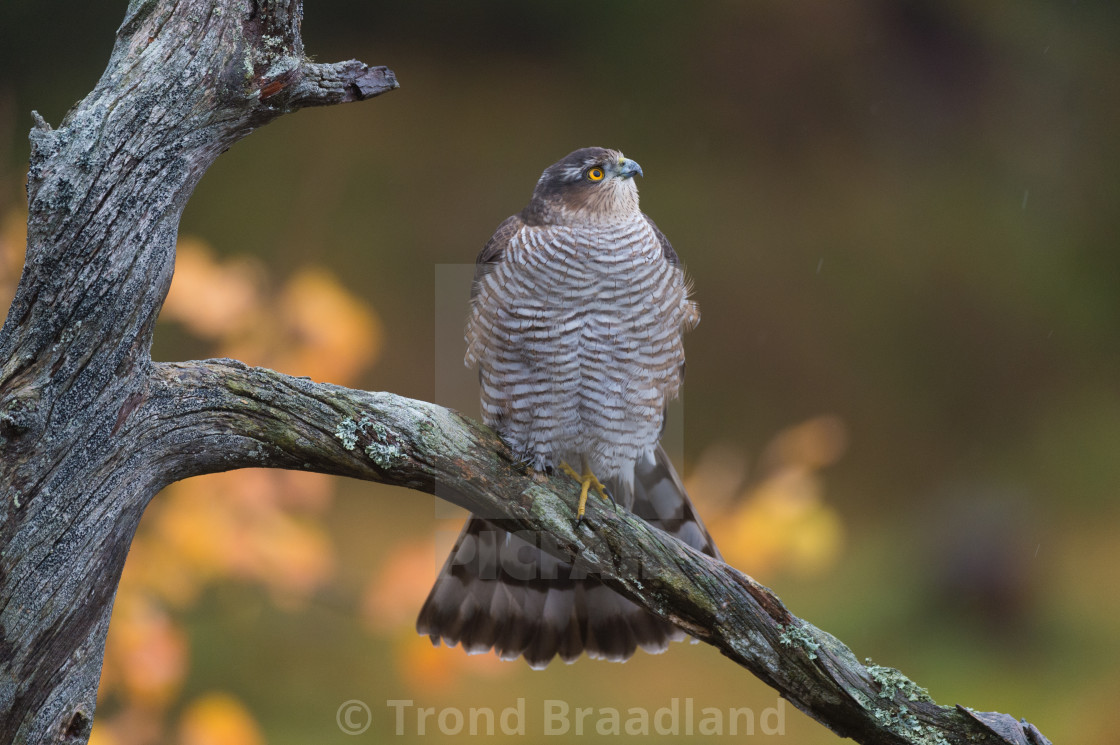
left=417, top=445, right=719, bottom=668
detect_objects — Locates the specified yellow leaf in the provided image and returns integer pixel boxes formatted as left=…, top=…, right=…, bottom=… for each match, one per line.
left=268, top=267, right=383, bottom=384
left=86, top=726, right=116, bottom=745
left=178, top=693, right=263, bottom=745
left=362, top=539, right=440, bottom=633
left=0, top=207, right=28, bottom=306
left=101, top=595, right=187, bottom=707
left=717, top=469, right=845, bottom=578
left=759, top=415, right=847, bottom=473
left=396, top=631, right=512, bottom=693
left=162, top=238, right=263, bottom=339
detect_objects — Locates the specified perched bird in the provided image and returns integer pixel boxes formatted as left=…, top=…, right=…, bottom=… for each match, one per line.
left=417, top=147, right=720, bottom=668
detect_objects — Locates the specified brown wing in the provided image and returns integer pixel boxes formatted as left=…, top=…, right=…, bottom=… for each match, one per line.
left=643, top=213, right=680, bottom=266
left=470, top=214, right=522, bottom=301
left=643, top=214, right=697, bottom=444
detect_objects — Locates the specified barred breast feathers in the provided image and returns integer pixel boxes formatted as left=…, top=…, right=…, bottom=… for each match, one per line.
left=465, top=209, right=697, bottom=485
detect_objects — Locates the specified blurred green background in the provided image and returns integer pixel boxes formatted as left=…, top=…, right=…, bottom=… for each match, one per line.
left=3, top=1, right=1119, bottom=743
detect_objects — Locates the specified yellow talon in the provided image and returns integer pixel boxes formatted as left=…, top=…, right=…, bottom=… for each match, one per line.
left=559, top=461, right=610, bottom=522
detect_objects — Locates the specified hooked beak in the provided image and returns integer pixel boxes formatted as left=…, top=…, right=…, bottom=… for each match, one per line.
left=617, top=157, right=644, bottom=179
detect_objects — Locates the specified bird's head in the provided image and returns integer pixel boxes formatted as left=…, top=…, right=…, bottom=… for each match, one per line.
left=524, top=147, right=644, bottom=225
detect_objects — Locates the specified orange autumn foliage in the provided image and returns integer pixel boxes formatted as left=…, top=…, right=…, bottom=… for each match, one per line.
left=177, top=694, right=265, bottom=745
left=686, top=416, right=847, bottom=580
left=392, top=631, right=513, bottom=692
left=0, top=207, right=27, bottom=306
left=88, top=235, right=384, bottom=744
left=361, top=536, right=514, bottom=689
left=159, top=238, right=264, bottom=340
left=98, top=595, right=188, bottom=709
left=361, top=538, right=441, bottom=634
left=160, top=240, right=382, bottom=383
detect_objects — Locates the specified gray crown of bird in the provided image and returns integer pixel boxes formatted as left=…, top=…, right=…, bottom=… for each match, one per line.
left=417, top=147, right=720, bottom=668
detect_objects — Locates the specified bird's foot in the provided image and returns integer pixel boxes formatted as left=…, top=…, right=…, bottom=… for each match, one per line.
left=559, top=461, right=611, bottom=525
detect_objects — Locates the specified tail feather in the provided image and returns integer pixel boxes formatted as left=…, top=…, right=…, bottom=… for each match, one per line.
left=630, top=444, right=721, bottom=560
left=416, top=444, right=718, bottom=667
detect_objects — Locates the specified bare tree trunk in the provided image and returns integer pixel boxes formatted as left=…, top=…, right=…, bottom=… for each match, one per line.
left=0, top=2, right=1051, bottom=744
left=0, top=2, right=396, bottom=741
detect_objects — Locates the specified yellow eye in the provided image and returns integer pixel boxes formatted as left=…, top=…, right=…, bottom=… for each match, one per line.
left=587, top=167, right=605, bottom=182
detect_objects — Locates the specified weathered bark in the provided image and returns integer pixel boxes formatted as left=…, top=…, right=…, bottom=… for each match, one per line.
left=0, top=1, right=396, bottom=742
left=0, top=2, right=1051, bottom=745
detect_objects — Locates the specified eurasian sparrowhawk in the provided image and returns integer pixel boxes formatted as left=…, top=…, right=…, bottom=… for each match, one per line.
left=417, top=147, right=720, bottom=668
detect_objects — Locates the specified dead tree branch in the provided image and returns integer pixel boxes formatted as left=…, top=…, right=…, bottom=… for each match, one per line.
left=0, top=2, right=1049, bottom=744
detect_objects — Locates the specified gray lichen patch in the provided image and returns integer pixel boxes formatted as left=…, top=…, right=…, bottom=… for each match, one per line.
left=361, top=416, right=407, bottom=470
left=778, top=622, right=821, bottom=660
left=870, top=702, right=922, bottom=734
left=262, top=56, right=298, bottom=82
left=365, top=436, right=404, bottom=470
left=850, top=668, right=948, bottom=745
left=866, top=660, right=935, bottom=703
left=334, top=417, right=359, bottom=450
left=863, top=697, right=950, bottom=745
left=334, top=414, right=406, bottom=469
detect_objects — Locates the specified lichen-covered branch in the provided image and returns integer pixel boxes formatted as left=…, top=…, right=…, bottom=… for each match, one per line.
left=145, top=359, right=1051, bottom=745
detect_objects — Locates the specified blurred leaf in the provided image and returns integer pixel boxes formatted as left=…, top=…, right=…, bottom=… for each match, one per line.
left=147, top=470, right=337, bottom=606
left=100, top=594, right=188, bottom=709
left=695, top=417, right=847, bottom=580
left=177, top=694, right=264, bottom=745
left=759, top=415, right=848, bottom=473
left=88, top=706, right=163, bottom=745
left=221, top=266, right=383, bottom=384
left=273, top=267, right=383, bottom=383
left=681, top=443, right=749, bottom=514
left=361, top=538, right=439, bottom=634
left=162, top=239, right=263, bottom=340
left=162, top=238, right=383, bottom=386
left=0, top=204, right=26, bottom=306
left=393, top=630, right=512, bottom=693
